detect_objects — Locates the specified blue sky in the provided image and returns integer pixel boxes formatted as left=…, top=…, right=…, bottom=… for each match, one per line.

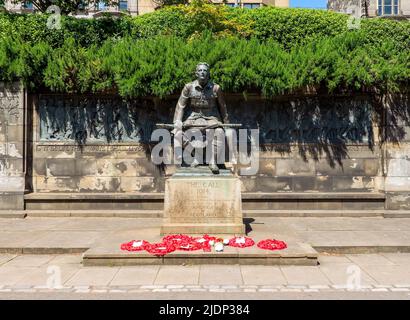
left=290, top=0, right=327, bottom=9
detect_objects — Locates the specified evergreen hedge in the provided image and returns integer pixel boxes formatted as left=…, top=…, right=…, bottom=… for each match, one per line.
left=0, top=3, right=409, bottom=50
left=0, top=3, right=408, bottom=96
left=1, top=32, right=407, bottom=97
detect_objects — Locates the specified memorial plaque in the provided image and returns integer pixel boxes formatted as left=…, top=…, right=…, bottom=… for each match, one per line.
left=161, top=168, right=245, bottom=235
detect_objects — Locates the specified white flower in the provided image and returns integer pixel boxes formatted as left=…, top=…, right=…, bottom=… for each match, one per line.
left=235, top=237, right=246, bottom=244
left=132, top=240, right=143, bottom=247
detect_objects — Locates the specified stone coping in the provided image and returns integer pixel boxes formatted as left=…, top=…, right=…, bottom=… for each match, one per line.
left=24, top=193, right=164, bottom=200
left=23, top=192, right=386, bottom=201
left=4, top=209, right=410, bottom=218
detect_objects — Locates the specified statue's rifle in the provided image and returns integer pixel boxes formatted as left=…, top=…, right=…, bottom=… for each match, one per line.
left=156, top=123, right=242, bottom=130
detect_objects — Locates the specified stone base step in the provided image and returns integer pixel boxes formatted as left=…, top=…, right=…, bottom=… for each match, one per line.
left=384, top=211, right=410, bottom=218
left=244, top=210, right=385, bottom=217
left=82, top=241, right=318, bottom=266
left=314, top=245, right=410, bottom=254
left=23, top=210, right=162, bottom=218
left=24, top=192, right=386, bottom=200
left=0, top=211, right=27, bottom=218
left=18, top=209, right=409, bottom=218
left=0, top=247, right=87, bottom=254
left=23, top=192, right=386, bottom=211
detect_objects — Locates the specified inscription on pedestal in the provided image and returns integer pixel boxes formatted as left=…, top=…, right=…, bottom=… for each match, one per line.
left=161, top=169, right=245, bottom=235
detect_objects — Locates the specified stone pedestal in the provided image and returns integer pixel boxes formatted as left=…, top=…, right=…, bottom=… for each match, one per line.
left=161, top=167, right=245, bottom=235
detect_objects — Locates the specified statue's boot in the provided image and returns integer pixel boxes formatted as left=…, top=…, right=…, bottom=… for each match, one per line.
left=191, top=158, right=200, bottom=168
left=209, top=162, right=219, bottom=174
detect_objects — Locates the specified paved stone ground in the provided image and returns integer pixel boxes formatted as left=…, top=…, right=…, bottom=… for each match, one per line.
left=0, top=252, right=410, bottom=298
left=2, top=217, right=410, bottom=251
left=1, top=217, right=410, bottom=298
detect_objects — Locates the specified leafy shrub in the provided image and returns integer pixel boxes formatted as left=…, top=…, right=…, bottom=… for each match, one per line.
left=0, top=3, right=408, bottom=50
left=0, top=3, right=408, bottom=96
left=0, top=33, right=401, bottom=97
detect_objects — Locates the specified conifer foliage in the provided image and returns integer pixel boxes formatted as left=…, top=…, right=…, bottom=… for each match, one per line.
left=0, top=3, right=408, bottom=96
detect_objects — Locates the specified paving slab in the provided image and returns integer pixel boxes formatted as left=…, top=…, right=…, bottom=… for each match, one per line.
left=154, top=266, right=200, bottom=285
left=0, top=267, right=38, bottom=286
left=47, top=254, right=83, bottom=265
left=240, top=266, right=287, bottom=285
left=281, top=266, right=331, bottom=285
left=64, top=267, right=119, bottom=286
left=346, top=254, right=396, bottom=266
left=0, top=218, right=67, bottom=232
left=0, top=254, right=17, bottom=266
left=318, top=263, right=378, bottom=286
left=199, top=265, right=243, bottom=285
left=360, top=265, right=410, bottom=285
left=27, top=231, right=102, bottom=249
left=381, top=253, right=410, bottom=265
left=318, top=254, right=352, bottom=265
left=47, top=218, right=158, bottom=232
left=2, top=255, right=54, bottom=267
left=110, top=266, right=160, bottom=286
left=0, top=231, right=48, bottom=250
left=14, top=265, right=80, bottom=287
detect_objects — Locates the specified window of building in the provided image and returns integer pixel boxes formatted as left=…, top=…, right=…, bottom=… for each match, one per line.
left=378, top=0, right=400, bottom=15
left=225, top=3, right=236, bottom=7
left=119, top=0, right=128, bottom=11
left=97, top=1, right=107, bottom=10
left=23, top=1, right=34, bottom=9
left=78, top=0, right=86, bottom=10
left=243, top=3, right=261, bottom=9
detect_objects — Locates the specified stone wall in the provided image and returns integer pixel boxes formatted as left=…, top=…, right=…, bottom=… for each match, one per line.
left=0, top=83, right=405, bottom=211
left=0, top=82, right=25, bottom=210
left=327, top=0, right=378, bottom=16
left=31, top=94, right=166, bottom=194
left=28, top=93, right=387, bottom=196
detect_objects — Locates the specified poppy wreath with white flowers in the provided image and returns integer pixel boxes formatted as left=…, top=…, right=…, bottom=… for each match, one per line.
left=120, top=240, right=150, bottom=252
left=145, top=242, right=176, bottom=256
left=257, top=239, right=287, bottom=251
left=228, top=236, right=255, bottom=248
left=162, top=234, right=204, bottom=251
left=193, top=235, right=218, bottom=251
left=162, top=234, right=193, bottom=246
left=177, top=241, right=204, bottom=251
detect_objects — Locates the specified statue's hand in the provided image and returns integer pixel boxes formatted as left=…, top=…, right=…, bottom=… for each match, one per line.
left=223, top=118, right=230, bottom=124
left=171, top=120, right=183, bottom=135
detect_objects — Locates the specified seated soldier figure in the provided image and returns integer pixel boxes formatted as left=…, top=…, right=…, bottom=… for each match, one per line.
left=173, top=63, right=234, bottom=174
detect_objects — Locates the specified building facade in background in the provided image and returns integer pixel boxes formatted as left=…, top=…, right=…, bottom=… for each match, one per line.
left=328, top=0, right=410, bottom=17
left=3, top=0, right=289, bottom=16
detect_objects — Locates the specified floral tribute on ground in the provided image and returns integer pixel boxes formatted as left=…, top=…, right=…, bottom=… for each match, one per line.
left=120, top=234, right=287, bottom=256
